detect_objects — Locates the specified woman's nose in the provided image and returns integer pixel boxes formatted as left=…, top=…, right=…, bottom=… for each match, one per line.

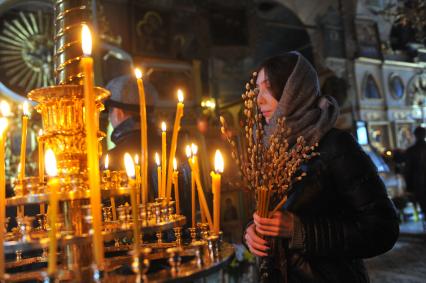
left=257, top=92, right=265, bottom=105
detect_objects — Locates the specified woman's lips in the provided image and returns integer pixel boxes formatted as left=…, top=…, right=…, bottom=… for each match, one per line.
left=262, top=111, right=271, bottom=117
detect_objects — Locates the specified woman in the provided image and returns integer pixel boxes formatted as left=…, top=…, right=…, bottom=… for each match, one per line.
left=244, top=52, right=399, bottom=282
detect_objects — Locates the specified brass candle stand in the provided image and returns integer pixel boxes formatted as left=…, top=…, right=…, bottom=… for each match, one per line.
left=3, top=180, right=233, bottom=282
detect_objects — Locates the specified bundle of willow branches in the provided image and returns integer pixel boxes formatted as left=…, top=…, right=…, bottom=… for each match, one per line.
left=220, top=71, right=318, bottom=217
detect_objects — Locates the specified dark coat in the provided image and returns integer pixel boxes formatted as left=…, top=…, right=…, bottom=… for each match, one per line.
left=403, top=139, right=426, bottom=214
left=257, top=128, right=399, bottom=283
left=403, top=140, right=426, bottom=194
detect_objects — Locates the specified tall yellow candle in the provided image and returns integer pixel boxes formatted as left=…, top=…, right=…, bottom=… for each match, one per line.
left=134, top=154, right=141, bottom=205
left=19, top=101, right=29, bottom=183
left=194, top=168, right=213, bottom=230
left=38, top=130, right=45, bottom=214
left=186, top=145, right=195, bottom=228
left=105, top=155, right=116, bottom=221
left=45, top=149, right=60, bottom=276
left=172, top=158, right=180, bottom=215
left=0, top=118, right=8, bottom=278
left=161, top=122, right=167, bottom=199
left=38, top=129, right=44, bottom=183
left=81, top=24, right=104, bottom=268
left=134, top=69, right=148, bottom=206
left=124, top=153, right=141, bottom=262
left=211, top=150, right=224, bottom=235
left=155, top=153, right=161, bottom=199
left=188, top=145, right=213, bottom=230
left=166, top=90, right=184, bottom=201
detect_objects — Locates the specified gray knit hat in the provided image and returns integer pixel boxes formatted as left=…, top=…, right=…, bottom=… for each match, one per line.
left=105, top=75, right=158, bottom=111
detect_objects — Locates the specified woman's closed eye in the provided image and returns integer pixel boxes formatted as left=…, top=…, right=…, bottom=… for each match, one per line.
left=257, top=79, right=270, bottom=90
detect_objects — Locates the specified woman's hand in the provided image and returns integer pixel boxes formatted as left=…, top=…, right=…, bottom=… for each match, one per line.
left=244, top=223, right=269, bottom=257
left=253, top=211, right=294, bottom=238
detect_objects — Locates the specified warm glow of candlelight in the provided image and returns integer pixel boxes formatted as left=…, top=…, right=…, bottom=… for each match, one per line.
left=155, top=152, right=160, bottom=166
left=186, top=145, right=192, bottom=158
left=161, top=121, right=167, bottom=132
left=0, top=101, right=11, bottom=117
left=23, top=101, right=29, bottom=116
left=0, top=118, right=7, bottom=134
left=191, top=143, right=198, bottom=155
left=124, top=153, right=135, bottom=178
left=134, top=68, right=142, bottom=79
left=45, top=149, right=57, bottom=177
left=177, top=89, right=184, bottom=102
left=173, top=158, right=177, bottom=171
left=105, top=154, right=109, bottom=170
left=134, top=154, right=139, bottom=165
left=81, top=24, right=92, bottom=56
left=38, top=129, right=43, bottom=136
left=214, top=150, right=224, bottom=173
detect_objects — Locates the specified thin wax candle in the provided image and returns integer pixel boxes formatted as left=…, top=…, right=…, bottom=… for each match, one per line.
left=81, top=24, right=104, bottom=268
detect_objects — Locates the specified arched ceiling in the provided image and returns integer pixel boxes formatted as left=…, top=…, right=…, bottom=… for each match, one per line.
left=266, top=0, right=338, bottom=25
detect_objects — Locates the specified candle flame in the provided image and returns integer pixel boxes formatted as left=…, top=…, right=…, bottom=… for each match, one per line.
left=38, top=129, right=43, bottom=136
left=124, top=153, right=135, bottom=178
left=0, top=101, right=11, bottom=117
left=81, top=24, right=92, bottom=56
left=23, top=101, right=29, bottom=116
left=191, top=143, right=198, bottom=155
left=214, top=150, right=224, bottom=173
left=134, top=68, right=142, bottom=79
left=0, top=117, right=8, bottom=134
left=173, top=158, right=177, bottom=171
left=155, top=152, right=160, bottom=166
left=134, top=154, right=139, bottom=165
left=45, top=149, right=57, bottom=177
left=185, top=145, right=192, bottom=158
left=177, top=89, right=184, bottom=103
left=105, top=154, right=109, bottom=170
left=161, top=122, right=167, bottom=132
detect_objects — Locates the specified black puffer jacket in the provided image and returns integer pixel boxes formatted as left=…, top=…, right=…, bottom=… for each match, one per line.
left=282, top=128, right=399, bottom=282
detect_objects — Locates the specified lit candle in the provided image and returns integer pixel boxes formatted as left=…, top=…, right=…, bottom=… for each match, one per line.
left=20, top=101, right=29, bottom=183
left=191, top=144, right=213, bottom=231
left=134, top=154, right=141, bottom=205
left=135, top=68, right=148, bottom=206
left=0, top=101, right=11, bottom=117
left=105, top=155, right=116, bottom=221
left=81, top=24, right=104, bottom=268
left=38, top=129, right=45, bottom=214
left=186, top=145, right=195, bottom=228
left=45, top=149, right=60, bottom=276
left=211, top=150, right=224, bottom=235
left=161, top=122, right=167, bottom=200
left=172, top=158, right=180, bottom=215
left=155, top=153, right=161, bottom=199
left=0, top=118, right=8, bottom=278
left=124, top=153, right=141, bottom=261
left=166, top=90, right=184, bottom=202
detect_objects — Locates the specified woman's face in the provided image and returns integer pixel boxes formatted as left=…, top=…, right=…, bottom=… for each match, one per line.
left=256, top=68, right=278, bottom=124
